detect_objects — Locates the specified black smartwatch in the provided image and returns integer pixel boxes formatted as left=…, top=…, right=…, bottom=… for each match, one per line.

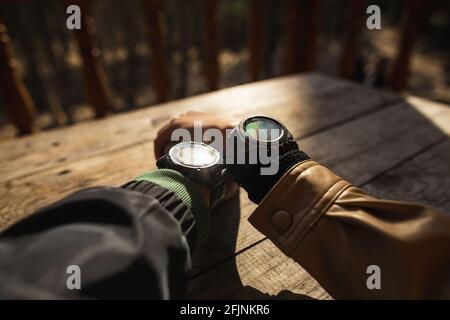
left=226, top=116, right=309, bottom=203
left=156, top=141, right=226, bottom=209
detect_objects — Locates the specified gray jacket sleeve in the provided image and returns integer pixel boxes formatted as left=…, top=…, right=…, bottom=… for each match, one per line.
left=0, top=181, right=196, bottom=299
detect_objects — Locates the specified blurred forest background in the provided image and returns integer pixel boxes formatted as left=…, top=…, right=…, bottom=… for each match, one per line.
left=0, top=0, right=449, bottom=139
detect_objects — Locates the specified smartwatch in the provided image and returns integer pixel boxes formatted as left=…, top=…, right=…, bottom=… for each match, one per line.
left=234, top=115, right=295, bottom=147
left=156, top=141, right=226, bottom=209
left=226, top=115, right=309, bottom=202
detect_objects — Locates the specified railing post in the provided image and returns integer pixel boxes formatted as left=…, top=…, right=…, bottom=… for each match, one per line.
left=283, top=0, right=319, bottom=74
left=264, top=0, right=281, bottom=78
left=0, top=22, right=36, bottom=135
left=142, top=0, right=171, bottom=103
left=389, top=0, right=429, bottom=92
left=175, top=0, right=190, bottom=98
left=248, top=0, right=265, bottom=82
left=338, top=0, right=366, bottom=79
left=202, top=0, right=220, bottom=91
left=283, top=0, right=301, bottom=74
left=67, top=0, right=111, bottom=118
left=302, top=0, right=319, bottom=72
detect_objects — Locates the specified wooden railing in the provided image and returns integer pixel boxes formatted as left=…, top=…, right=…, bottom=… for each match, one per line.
left=0, top=0, right=428, bottom=135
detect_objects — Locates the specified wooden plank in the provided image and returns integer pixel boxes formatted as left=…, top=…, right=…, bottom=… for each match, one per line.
left=141, top=0, right=171, bottom=102
left=364, top=139, right=450, bottom=214
left=0, top=97, right=443, bottom=274
left=194, top=97, right=450, bottom=278
left=189, top=239, right=331, bottom=299
left=0, top=143, right=153, bottom=230
left=0, top=77, right=447, bottom=299
left=0, top=74, right=399, bottom=182
left=363, top=96, right=450, bottom=213
left=188, top=99, right=449, bottom=298
left=0, top=21, right=36, bottom=135
left=405, top=96, right=450, bottom=136
left=192, top=99, right=447, bottom=275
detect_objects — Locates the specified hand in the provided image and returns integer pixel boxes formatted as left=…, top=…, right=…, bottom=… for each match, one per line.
left=154, top=111, right=240, bottom=205
left=154, top=111, right=239, bottom=160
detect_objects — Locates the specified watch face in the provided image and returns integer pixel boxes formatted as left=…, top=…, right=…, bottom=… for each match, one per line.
left=243, top=116, right=284, bottom=142
left=169, top=142, right=220, bottom=168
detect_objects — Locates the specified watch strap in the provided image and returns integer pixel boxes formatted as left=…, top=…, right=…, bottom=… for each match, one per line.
left=133, top=169, right=210, bottom=245
left=228, top=137, right=310, bottom=203
left=156, top=153, right=225, bottom=209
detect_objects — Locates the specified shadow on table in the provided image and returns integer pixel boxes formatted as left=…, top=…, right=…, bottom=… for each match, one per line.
left=188, top=191, right=315, bottom=300
left=187, top=94, right=450, bottom=299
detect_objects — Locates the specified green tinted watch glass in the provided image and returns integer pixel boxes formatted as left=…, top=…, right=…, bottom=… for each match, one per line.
left=241, top=116, right=286, bottom=143
left=226, top=115, right=300, bottom=185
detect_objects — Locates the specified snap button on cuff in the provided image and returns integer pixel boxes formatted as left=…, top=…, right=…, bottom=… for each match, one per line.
left=272, top=210, right=292, bottom=231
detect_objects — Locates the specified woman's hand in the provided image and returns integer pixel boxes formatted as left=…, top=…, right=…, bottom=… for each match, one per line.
left=154, top=111, right=239, bottom=159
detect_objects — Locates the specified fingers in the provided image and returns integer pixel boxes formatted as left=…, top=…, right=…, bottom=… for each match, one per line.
left=154, top=111, right=230, bottom=159
left=154, top=112, right=196, bottom=159
left=154, top=122, right=175, bottom=159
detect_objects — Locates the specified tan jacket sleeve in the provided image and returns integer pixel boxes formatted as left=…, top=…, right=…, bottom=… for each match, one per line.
left=248, top=160, right=450, bottom=299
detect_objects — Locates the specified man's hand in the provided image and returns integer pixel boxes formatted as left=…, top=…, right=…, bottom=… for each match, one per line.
left=154, top=111, right=239, bottom=159
left=154, top=111, right=240, bottom=204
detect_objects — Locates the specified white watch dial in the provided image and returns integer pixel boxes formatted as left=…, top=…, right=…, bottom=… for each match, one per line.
left=170, top=142, right=220, bottom=168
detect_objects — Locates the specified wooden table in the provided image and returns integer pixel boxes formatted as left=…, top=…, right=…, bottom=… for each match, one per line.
left=1, top=73, right=449, bottom=299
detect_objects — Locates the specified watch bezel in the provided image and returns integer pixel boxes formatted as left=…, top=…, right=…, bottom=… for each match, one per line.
left=238, top=116, right=287, bottom=144
left=168, top=141, right=221, bottom=169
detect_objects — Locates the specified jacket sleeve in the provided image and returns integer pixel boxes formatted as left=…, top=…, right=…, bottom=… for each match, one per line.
left=0, top=169, right=207, bottom=299
left=248, top=160, right=450, bottom=299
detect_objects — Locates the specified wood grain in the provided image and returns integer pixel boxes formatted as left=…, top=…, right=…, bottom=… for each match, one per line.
left=189, top=239, right=331, bottom=299
left=188, top=97, right=450, bottom=299
left=406, top=96, right=450, bottom=136
left=1, top=75, right=447, bottom=300
left=0, top=97, right=444, bottom=280
left=190, top=99, right=447, bottom=273
left=364, top=138, right=450, bottom=214
left=0, top=74, right=398, bottom=182
left=0, top=74, right=399, bottom=232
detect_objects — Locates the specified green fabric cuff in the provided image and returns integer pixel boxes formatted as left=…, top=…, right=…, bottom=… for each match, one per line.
left=134, top=169, right=209, bottom=246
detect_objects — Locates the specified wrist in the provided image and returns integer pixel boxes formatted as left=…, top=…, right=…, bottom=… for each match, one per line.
left=133, top=169, right=210, bottom=245
left=225, top=116, right=309, bottom=203
left=230, top=148, right=310, bottom=203
left=157, top=142, right=225, bottom=209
